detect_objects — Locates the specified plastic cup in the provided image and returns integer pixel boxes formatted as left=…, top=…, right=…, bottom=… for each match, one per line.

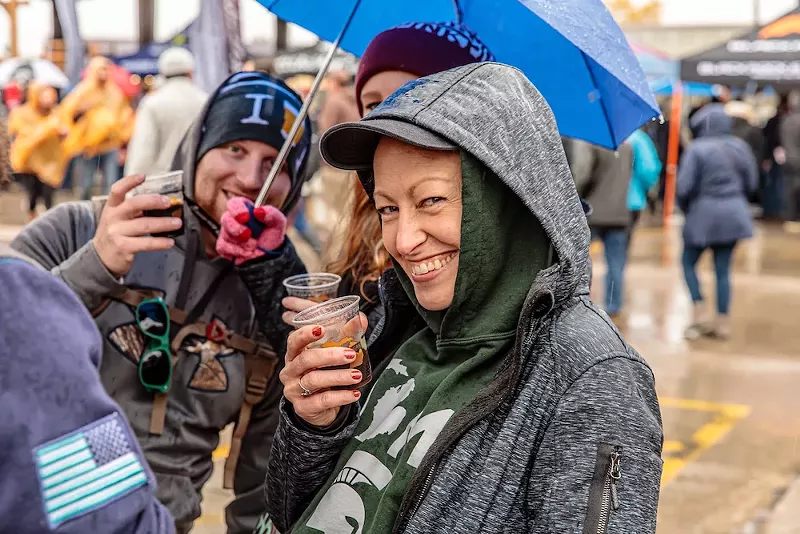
left=292, top=295, right=371, bottom=389
left=126, top=170, right=184, bottom=239
left=283, top=273, right=342, bottom=303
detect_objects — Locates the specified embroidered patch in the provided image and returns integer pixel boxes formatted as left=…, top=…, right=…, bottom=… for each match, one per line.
left=33, top=413, right=147, bottom=529
left=107, top=321, right=145, bottom=364
left=253, top=513, right=281, bottom=534
left=185, top=328, right=236, bottom=393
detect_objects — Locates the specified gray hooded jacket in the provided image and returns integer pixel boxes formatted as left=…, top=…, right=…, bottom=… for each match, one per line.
left=264, top=63, right=663, bottom=533
left=11, top=88, right=308, bottom=533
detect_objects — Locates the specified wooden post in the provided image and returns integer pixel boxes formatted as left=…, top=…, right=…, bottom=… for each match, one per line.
left=662, top=82, right=683, bottom=265
left=1, top=0, right=30, bottom=57
left=138, top=0, right=155, bottom=46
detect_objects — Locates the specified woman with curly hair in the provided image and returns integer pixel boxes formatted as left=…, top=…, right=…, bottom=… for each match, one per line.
left=283, top=22, right=495, bottom=334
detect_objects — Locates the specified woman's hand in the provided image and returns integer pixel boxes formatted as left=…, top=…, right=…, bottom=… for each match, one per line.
left=281, top=296, right=319, bottom=326
left=280, top=315, right=368, bottom=428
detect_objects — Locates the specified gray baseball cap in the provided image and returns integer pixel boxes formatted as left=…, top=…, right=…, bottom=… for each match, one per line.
left=320, top=117, right=456, bottom=171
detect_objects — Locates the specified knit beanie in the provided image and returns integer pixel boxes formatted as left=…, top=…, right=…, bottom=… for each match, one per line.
left=197, top=71, right=312, bottom=184
left=354, top=22, right=494, bottom=115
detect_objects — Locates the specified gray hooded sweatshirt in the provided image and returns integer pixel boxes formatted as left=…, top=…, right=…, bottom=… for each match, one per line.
left=264, top=63, right=663, bottom=533
left=11, top=92, right=307, bottom=533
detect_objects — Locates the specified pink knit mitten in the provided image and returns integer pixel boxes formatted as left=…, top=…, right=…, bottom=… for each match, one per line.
left=216, top=197, right=286, bottom=265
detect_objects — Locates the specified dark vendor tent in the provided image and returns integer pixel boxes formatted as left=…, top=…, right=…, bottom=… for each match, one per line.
left=271, top=42, right=359, bottom=78
left=681, top=6, right=800, bottom=89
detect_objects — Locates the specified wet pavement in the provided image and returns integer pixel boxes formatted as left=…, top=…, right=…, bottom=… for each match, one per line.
left=2, top=189, right=800, bottom=533
left=606, top=222, right=800, bottom=534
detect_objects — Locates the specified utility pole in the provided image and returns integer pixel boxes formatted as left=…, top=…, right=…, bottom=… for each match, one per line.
left=49, top=0, right=65, bottom=70
left=753, top=0, right=759, bottom=27
left=138, top=0, right=155, bottom=46
left=1, top=0, right=30, bottom=57
left=276, top=18, right=288, bottom=52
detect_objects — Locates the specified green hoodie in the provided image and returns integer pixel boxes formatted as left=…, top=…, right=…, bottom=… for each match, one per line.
left=294, top=152, right=551, bottom=533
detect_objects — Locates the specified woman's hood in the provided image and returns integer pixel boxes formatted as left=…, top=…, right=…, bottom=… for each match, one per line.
left=363, top=63, right=591, bottom=309
left=84, top=56, right=111, bottom=86
left=690, top=103, right=733, bottom=138
left=25, top=82, right=40, bottom=108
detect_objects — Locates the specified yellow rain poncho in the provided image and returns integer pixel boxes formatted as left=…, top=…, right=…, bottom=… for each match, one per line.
left=60, top=56, right=132, bottom=158
left=8, top=83, right=69, bottom=188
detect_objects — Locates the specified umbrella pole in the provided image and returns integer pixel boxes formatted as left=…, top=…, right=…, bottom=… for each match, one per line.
left=255, top=0, right=363, bottom=207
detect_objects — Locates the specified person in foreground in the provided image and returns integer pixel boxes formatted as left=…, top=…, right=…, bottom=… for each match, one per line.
left=12, top=71, right=311, bottom=533
left=0, top=122, right=174, bottom=532
left=265, top=63, right=664, bottom=533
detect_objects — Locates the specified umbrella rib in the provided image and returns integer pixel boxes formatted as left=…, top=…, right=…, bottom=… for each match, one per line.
left=581, top=52, right=616, bottom=148
left=452, top=0, right=463, bottom=23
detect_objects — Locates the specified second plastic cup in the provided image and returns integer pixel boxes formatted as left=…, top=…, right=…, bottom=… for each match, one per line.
left=292, top=295, right=371, bottom=389
left=283, top=273, right=342, bottom=303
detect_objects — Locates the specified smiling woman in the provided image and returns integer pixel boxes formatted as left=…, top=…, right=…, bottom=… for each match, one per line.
left=265, top=63, right=664, bottom=534
left=373, top=139, right=462, bottom=311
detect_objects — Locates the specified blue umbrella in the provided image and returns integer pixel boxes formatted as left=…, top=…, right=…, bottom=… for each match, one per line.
left=256, top=0, right=658, bottom=150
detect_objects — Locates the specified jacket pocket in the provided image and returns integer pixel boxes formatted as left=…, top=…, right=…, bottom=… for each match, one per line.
left=152, top=470, right=202, bottom=529
left=582, top=443, right=622, bottom=534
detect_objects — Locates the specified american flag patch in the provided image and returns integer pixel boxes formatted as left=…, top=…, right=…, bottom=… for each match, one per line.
left=33, top=413, right=147, bottom=528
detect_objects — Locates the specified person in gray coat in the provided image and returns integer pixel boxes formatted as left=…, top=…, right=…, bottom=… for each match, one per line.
left=678, top=103, right=758, bottom=340
left=259, top=63, right=663, bottom=534
left=124, top=47, right=208, bottom=177
left=567, top=137, right=634, bottom=317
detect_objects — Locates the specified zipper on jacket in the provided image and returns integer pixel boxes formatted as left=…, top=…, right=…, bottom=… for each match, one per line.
left=409, top=465, right=436, bottom=520
left=397, top=443, right=453, bottom=533
left=583, top=444, right=622, bottom=534
left=596, top=450, right=621, bottom=534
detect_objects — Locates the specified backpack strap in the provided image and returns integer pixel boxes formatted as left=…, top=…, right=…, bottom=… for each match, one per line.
left=224, top=343, right=278, bottom=490
left=171, top=319, right=279, bottom=489
left=108, top=287, right=280, bottom=482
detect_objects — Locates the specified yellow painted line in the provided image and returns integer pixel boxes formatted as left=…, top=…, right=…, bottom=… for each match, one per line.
left=662, top=440, right=685, bottom=454
left=212, top=444, right=230, bottom=461
left=659, top=397, right=750, bottom=416
left=660, top=401, right=752, bottom=487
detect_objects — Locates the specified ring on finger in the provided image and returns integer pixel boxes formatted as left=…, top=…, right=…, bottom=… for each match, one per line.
left=299, top=375, right=313, bottom=397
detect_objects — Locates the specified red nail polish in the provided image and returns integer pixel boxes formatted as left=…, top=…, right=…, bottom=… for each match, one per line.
left=237, top=228, right=252, bottom=242
left=353, top=390, right=361, bottom=399
left=351, top=370, right=362, bottom=381
left=344, top=350, right=357, bottom=360
left=312, top=326, right=322, bottom=337
left=234, top=212, right=250, bottom=224
left=253, top=206, right=267, bottom=220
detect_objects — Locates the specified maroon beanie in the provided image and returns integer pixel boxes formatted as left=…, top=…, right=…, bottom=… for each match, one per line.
left=354, top=22, right=494, bottom=115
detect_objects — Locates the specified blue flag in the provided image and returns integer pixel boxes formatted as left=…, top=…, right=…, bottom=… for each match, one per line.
left=34, top=413, right=148, bottom=528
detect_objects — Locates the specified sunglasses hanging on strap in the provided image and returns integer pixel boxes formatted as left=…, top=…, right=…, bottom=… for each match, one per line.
left=112, top=284, right=279, bottom=490
left=135, top=297, right=173, bottom=394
